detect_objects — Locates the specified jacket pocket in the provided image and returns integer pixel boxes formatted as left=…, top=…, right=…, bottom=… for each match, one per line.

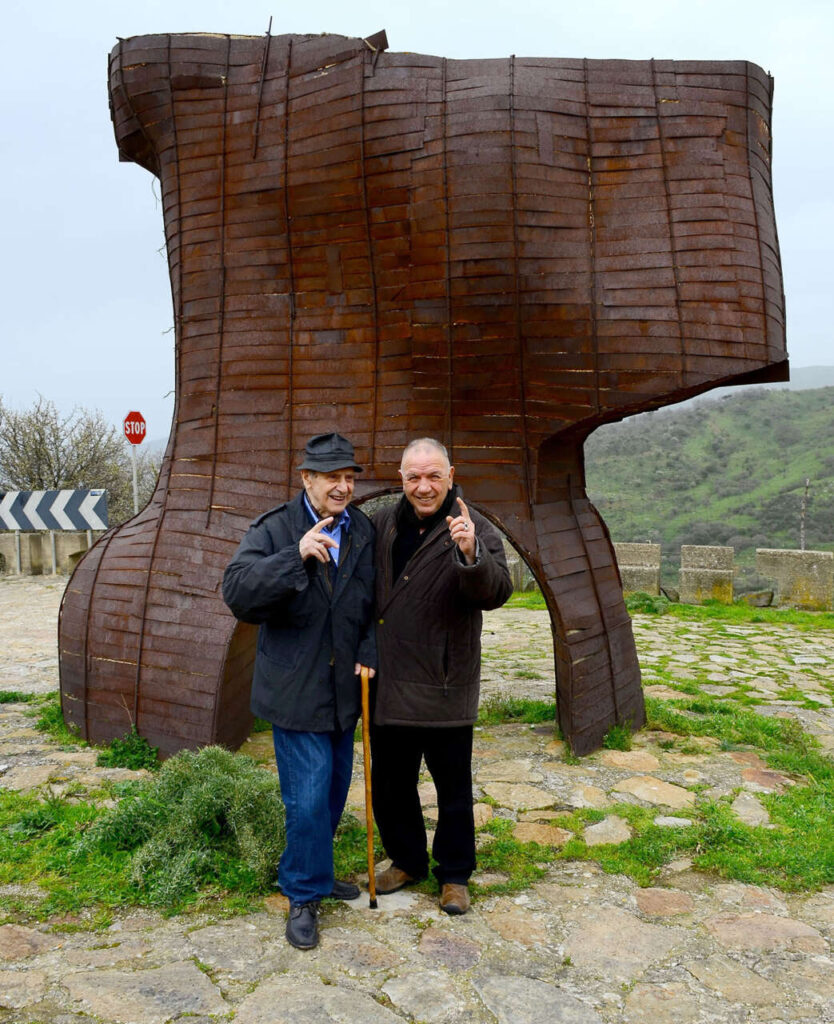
left=259, top=625, right=305, bottom=671
left=389, top=635, right=448, bottom=685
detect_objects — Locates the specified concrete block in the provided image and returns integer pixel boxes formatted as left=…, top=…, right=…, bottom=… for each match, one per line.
left=679, top=567, right=734, bottom=605
left=614, top=543, right=661, bottom=595
left=755, top=549, right=834, bottom=611
left=502, top=539, right=536, bottom=592
left=680, top=545, right=734, bottom=570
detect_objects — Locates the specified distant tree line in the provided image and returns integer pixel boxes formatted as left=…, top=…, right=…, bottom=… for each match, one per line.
left=0, top=396, right=160, bottom=526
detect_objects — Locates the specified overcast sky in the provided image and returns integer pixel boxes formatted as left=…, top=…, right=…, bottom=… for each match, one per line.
left=3, top=0, right=831, bottom=442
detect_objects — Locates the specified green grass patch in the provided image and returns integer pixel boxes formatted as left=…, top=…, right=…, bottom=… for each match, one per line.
left=0, top=789, right=133, bottom=922
left=0, top=690, right=38, bottom=704
left=477, top=694, right=557, bottom=726
left=508, top=587, right=834, bottom=631
left=473, top=817, right=558, bottom=892
left=505, top=590, right=547, bottom=610
left=663, top=601, right=834, bottom=631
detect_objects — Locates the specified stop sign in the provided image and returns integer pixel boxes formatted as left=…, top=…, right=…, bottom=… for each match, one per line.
left=124, top=411, right=147, bottom=445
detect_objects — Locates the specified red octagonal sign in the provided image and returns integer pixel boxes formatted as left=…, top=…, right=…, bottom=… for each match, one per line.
left=124, top=410, right=146, bottom=445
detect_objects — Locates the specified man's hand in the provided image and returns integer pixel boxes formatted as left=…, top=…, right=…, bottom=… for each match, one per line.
left=299, top=517, right=337, bottom=563
left=354, top=663, right=376, bottom=678
left=446, top=496, right=476, bottom=565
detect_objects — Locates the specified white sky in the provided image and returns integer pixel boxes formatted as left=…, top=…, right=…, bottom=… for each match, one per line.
left=2, top=0, right=831, bottom=442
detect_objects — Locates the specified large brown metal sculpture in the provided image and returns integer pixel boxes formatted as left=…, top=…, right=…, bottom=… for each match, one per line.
left=59, top=31, right=787, bottom=756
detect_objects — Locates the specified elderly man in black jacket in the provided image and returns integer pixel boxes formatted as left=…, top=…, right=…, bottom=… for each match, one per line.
left=371, top=437, right=512, bottom=915
left=222, top=433, right=376, bottom=950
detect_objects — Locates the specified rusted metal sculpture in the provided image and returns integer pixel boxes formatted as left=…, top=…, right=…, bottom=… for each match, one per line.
left=59, top=31, right=787, bottom=756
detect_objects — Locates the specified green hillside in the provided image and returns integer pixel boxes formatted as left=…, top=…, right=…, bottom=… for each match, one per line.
left=585, top=386, right=834, bottom=587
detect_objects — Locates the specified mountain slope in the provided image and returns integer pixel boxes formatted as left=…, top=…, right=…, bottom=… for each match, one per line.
left=585, top=386, right=834, bottom=582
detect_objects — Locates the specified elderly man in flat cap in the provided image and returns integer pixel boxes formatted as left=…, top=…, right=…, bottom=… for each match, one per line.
left=223, top=433, right=376, bottom=950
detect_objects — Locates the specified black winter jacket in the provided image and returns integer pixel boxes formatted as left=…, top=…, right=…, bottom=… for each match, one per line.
left=222, top=492, right=376, bottom=732
left=372, top=494, right=512, bottom=727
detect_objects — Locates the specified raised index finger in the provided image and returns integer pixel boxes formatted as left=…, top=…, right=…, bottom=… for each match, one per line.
left=455, top=497, right=470, bottom=520
left=312, top=516, right=334, bottom=534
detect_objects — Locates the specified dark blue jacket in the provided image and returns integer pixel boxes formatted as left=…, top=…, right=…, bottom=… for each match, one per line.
left=222, top=491, right=376, bottom=732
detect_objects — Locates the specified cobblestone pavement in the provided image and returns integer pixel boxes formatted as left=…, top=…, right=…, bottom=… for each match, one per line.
left=1, top=575, right=833, bottom=1024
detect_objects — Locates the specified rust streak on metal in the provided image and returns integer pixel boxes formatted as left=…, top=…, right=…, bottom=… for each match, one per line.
left=252, top=17, right=273, bottom=159
left=651, top=58, right=686, bottom=387
left=205, top=35, right=232, bottom=530
left=509, top=55, right=533, bottom=513
left=283, top=37, right=296, bottom=494
left=359, top=50, right=381, bottom=470
left=442, top=57, right=453, bottom=462
left=582, top=58, right=601, bottom=415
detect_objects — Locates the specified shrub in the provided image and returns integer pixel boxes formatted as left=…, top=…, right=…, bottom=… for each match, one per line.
left=81, top=746, right=285, bottom=905
left=625, top=591, right=670, bottom=615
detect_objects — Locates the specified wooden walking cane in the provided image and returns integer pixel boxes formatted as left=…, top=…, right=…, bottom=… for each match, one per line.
left=360, top=667, right=378, bottom=908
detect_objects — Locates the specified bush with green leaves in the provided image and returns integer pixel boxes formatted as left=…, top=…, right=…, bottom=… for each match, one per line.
left=81, top=746, right=285, bottom=905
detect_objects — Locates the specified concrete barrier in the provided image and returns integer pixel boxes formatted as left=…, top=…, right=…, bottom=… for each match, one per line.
left=755, top=549, right=834, bottom=611
left=614, top=543, right=662, bottom=595
left=0, top=531, right=102, bottom=576
left=502, top=540, right=536, bottom=591
left=679, top=545, right=734, bottom=604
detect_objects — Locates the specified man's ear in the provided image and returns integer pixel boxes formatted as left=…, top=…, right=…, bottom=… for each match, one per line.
left=449, top=466, right=455, bottom=484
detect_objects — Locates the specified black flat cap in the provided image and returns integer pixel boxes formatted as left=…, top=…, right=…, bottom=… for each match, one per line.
left=298, top=433, right=363, bottom=473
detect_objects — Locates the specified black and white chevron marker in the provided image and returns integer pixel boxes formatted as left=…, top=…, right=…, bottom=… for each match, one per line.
left=0, top=490, right=108, bottom=531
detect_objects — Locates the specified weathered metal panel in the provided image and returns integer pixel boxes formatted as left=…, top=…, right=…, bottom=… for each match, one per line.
left=58, top=31, right=787, bottom=756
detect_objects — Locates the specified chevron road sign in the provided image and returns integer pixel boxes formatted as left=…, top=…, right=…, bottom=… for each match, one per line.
left=0, top=490, right=108, bottom=532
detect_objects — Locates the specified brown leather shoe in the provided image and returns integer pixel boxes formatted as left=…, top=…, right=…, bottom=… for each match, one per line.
left=374, top=865, right=417, bottom=895
left=440, top=883, right=470, bottom=915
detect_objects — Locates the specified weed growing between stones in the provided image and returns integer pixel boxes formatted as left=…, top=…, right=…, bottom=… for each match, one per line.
left=95, top=727, right=159, bottom=772
left=0, top=690, right=38, bottom=703
left=332, top=813, right=384, bottom=883
left=602, top=722, right=633, bottom=751
left=30, top=692, right=83, bottom=746
left=477, top=693, right=558, bottom=726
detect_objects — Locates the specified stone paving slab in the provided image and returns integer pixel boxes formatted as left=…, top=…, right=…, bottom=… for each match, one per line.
left=0, top=576, right=833, bottom=1023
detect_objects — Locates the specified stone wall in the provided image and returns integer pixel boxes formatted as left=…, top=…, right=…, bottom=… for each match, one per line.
left=679, top=545, right=735, bottom=604
left=755, top=549, right=834, bottom=611
left=614, top=543, right=661, bottom=595
left=0, top=532, right=99, bottom=576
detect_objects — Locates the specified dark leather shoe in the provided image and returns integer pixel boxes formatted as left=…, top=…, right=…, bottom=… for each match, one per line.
left=329, top=878, right=360, bottom=900
left=286, top=902, right=319, bottom=949
left=374, top=865, right=418, bottom=895
left=440, top=883, right=470, bottom=915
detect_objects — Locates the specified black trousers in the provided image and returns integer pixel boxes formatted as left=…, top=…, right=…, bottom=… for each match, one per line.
left=370, top=723, right=476, bottom=886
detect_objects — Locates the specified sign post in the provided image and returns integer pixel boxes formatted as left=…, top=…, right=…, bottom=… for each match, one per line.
left=123, top=411, right=147, bottom=515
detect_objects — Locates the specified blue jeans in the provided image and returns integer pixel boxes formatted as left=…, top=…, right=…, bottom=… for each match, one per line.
left=272, top=724, right=355, bottom=905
